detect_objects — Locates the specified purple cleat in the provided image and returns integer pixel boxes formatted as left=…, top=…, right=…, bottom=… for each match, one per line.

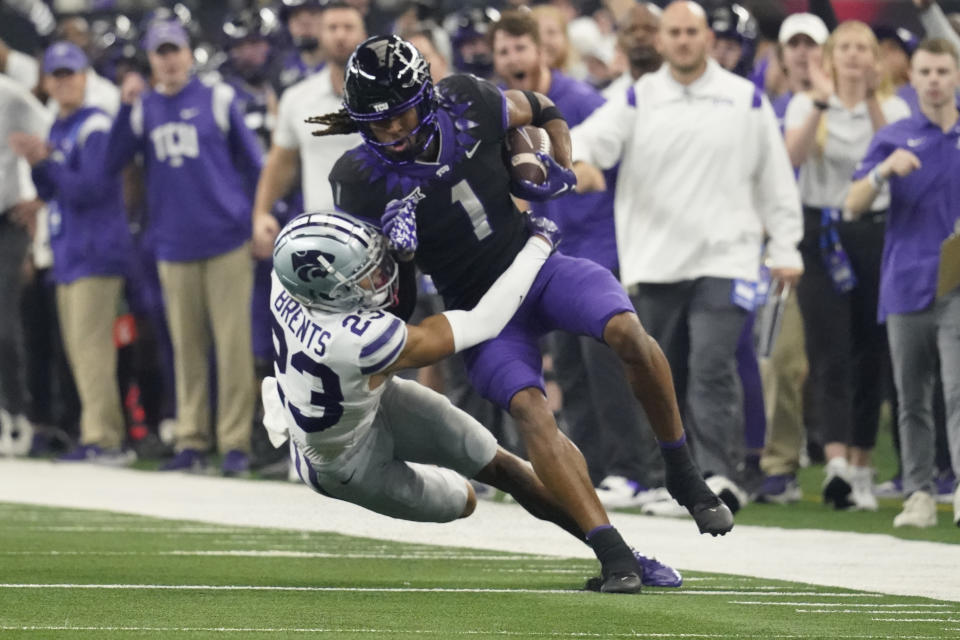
left=634, top=550, right=683, bottom=588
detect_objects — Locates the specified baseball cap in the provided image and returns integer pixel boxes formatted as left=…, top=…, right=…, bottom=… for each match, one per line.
left=42, top=41, right=88, bottom=74
left=873, top=26, right=918, bottom=55
left=144, top=20, right=189, bottom=52
left=779, top=13, right=829, bottom=46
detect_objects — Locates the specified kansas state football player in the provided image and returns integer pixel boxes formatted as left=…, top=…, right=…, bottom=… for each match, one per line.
left=264, top=210, right=682, bottom=591
left=312, top=36, right=731, bottom=594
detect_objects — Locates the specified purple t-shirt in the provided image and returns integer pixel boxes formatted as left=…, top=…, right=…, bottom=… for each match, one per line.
left=106, top=76, right=263, bottom=262
left=532, top=70, right=618, bottom=272
left=32, top=106, right=132, bottom=284
left=852, top=113, right=960, bottom=321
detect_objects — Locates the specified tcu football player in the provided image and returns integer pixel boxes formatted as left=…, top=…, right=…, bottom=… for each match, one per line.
left=310, top=35, right=729, bottom=593
left=265, top=210, right=682, bottom=592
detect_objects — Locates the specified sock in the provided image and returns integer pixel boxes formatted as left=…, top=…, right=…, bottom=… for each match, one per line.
left=585, top=526, right=635, bottom=577
left=660, top=435, right=715, bottom=508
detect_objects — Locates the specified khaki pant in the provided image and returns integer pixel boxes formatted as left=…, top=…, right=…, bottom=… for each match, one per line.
left=760, top=291, right=808, bottom=476
left=57, top=276, right=125, bottom=449
left=158, top=243, right=254, bottom=453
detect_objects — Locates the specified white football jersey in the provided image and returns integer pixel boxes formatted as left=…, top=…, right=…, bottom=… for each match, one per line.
left=269, top=272, right=408, bottom=461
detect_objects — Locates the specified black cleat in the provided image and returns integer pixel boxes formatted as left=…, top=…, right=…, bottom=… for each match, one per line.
left=689, top=497, right=734, bottom=536
left=585, top=571, right=643, bottom=594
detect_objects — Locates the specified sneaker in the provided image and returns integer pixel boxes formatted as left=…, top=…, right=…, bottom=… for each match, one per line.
left=221, top=450, right=251, bottom=477
left=893, top=490, right=937, bottom=528
left=874, top=475, right=904, bottom=498
left=58, top=444, right=104, bottom=462
left=823, top=457, right=854, bottom=509
left=97, top=448, right=137, bottom=467
left=849, top=466, right=878, bottom=511
left=935, top=470, right=957, bottom=505
left=640, top=497, right=688, bottom=518
left=756, top=474, right=802, bottom=504
left=633, top=550, right=682, bottom=588
left=160, top=448, right=207, bottom=473
left=6, top=414, right=34, bottom=457
left=595, top=475, right=646, bottom=508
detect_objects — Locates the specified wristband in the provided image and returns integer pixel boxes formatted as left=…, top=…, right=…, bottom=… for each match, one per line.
left=534, top=105, right=566, bottom=127
left=869, top=167, right=887, bottom=189
left=813, top=99, right=829, bottom=111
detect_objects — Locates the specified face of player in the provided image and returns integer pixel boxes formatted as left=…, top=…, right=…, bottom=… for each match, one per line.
left=45, top=68, right=87, bottom=112
left=782, top=34, right=819, bottom=87
left=618, top=5, right=660, bottom=68
left=321, top=7, right=367, bottom=67
left=711, top=36, right=741, bottom=71
left=149, top=43, right=193, bottom=90
left=367, top=107, right=422, bottom=156
left=407, top=34, right=449, bottom=82
left=229, top=38, right=271, bottom=74
left=911, top=49, right=959, bottom=111
left=536, top=15, right=568, bottom=71
left=658, top=2, right=713, bottom=76
left=492, top=30, right=542, bottom=92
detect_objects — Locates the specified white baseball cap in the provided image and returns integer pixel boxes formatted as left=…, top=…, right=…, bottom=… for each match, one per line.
left=779, top=13, right=829, bottom=46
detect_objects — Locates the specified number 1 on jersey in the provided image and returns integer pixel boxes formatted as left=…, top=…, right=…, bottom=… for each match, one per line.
left=451, top=179, right=492, bottom=241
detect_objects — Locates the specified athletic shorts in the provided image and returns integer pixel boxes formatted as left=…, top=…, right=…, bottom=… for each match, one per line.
left=292, top=377, right=498, bottom=523
left=462, top=252, right=633, bottom=410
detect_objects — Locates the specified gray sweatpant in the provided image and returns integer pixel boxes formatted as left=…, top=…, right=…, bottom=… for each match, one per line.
left=887, top=288, right=960, bottom=496
left=629, top=277, right=748, bottom=480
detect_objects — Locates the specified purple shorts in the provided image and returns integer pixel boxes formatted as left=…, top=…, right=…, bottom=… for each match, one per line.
left=462, top=253, right=633, bottom=410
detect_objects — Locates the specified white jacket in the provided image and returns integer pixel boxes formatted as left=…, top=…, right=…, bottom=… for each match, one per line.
left=571, top=59, right=802, bottom=286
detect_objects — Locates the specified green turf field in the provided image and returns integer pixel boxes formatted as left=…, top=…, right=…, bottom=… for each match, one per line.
left=1, top=502, right=957, bottom=640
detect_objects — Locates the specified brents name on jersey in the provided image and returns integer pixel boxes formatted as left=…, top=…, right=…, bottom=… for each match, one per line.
left=273, top=287, right=333, bottom=358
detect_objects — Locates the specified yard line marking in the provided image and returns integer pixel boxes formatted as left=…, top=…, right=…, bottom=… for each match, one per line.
left=0, top=550, right=552, bottom=561
left=870, top=618, right=960, bottom=623
left=731, top=602, right=931, bottom=607
left=0, top=584, right=887, bottom=597
left=651, top=591, right=882, bottom=597
left=0, top=627, right=949, bottom=638
left=797, top=610, right=960, bottom=614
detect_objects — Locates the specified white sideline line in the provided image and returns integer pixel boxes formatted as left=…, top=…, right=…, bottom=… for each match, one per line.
left=731, top=602, right=935, bottom=607
left=0, top=627, right=948, bottom=639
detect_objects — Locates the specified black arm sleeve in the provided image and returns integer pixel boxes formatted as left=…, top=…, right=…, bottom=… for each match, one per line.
left=809, top=0, right=838, bottom=32
left=388, top=260, right=418, bottom=322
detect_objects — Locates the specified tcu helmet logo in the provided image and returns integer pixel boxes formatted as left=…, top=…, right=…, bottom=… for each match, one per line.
left=291, top=250, right=336, bottom=282
left=150, top=122, right=200, bottom=167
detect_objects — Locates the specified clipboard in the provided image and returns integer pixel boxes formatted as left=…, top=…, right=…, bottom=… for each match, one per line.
left=938, top=230, right=960, bottom=299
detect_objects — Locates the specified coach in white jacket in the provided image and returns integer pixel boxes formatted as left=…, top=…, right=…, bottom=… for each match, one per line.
left=570, top=1, right=802, bottom=497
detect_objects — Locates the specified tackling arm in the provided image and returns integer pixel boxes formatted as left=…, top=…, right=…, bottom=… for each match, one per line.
left=381, top=234, right=553, bottom=374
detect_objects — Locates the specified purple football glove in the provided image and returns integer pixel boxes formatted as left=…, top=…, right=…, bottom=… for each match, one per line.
left=525, top=212, right=562, bottom=251
left=512, top=152, right=577, bottom=202
left=381, top=198, right=418, bottom=257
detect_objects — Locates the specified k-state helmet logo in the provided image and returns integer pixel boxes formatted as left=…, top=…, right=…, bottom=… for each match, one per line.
left=291, top=250, right=336, bottom=282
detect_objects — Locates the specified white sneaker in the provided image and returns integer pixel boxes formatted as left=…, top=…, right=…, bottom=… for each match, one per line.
left=953, top=486, right=960, bottom=528
left=0, top=409, right=11, bottom=457
left=893, top=491, right=937, bottom=528
left=849, top=466, right=878, bottom=511
left=706, top=475, right=749, bottom=513
left=596, top=475, right=639, bottom=508
left=640, top=497, right=689, bottom=518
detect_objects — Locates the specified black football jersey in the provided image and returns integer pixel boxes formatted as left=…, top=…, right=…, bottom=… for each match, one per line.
left=329, top=74, right=528, bottom=310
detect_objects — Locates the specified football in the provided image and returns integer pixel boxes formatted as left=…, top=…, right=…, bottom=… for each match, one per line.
left=503, top=126, right=552, bottom=185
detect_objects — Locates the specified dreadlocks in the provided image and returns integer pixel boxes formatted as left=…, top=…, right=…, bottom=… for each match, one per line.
left=306, top=109, right=359, bottom=137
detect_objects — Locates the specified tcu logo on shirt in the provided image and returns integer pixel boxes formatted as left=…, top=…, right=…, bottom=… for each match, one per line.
left=150, top=122, right=199, bottom=167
